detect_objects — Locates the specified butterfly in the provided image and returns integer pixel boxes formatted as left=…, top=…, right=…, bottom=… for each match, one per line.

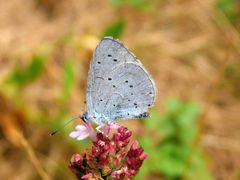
left=82, top=37, right=156, bottom=126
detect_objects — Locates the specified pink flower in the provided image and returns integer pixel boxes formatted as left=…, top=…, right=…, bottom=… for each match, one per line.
left=111, top=166, right=130, bottom=179
left=69, top=122, right=96, bottom=141
left=100, top=122, right=120, bottom=135
left=112, top=127, right=132, bottom=148
left=69, top=126, right=148, bottom=179
left=81, top=173, right=97, bottom=179
left=91, top=133, right=114, bottom=166
left=126, top=141, right=148, bottom=174
left=68, top=153, right=89, bottom=179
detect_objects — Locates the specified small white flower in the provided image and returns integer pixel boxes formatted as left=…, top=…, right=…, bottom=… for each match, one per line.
left=69, top=125, right=90, bottom=140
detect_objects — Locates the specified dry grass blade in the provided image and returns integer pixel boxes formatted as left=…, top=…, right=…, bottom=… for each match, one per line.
left=16, top=130, right=51, bottom=180
left=196, top=0, right=240, bottom=54
left=182, top=45, right=232, bottom=180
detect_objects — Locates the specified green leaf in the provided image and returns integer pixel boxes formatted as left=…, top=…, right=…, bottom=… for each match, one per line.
left=8, top=54, right=45, bottom=85
left=158, top=115, right=176, bottom=137
left=111, top=0, right=124, bottom=6
left=178, top=102, right=199, bottom=127
left=102, top=19, right=125, bottom=38
left=138, top=137, right=162, bottom=177
left=128, top=0, right=152, bottom=10
left=165, top=98, right=183, bottom=113
left=60, top=60, right=75, bottom=101
left=139, top=98, right=212, bottom=179
left=144, top=109, right=160, bottom=130
left=185, top=148, right=213, bottom=180
left=110, top=0, right=153, bottom=11
left=216, top=0, right=238, bottom=23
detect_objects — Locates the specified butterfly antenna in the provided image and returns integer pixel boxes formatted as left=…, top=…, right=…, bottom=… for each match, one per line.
left=50, top=116, right=81, bottom=136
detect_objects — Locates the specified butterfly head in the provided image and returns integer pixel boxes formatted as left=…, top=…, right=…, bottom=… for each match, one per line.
left=81, top=112, right=90, bottom=122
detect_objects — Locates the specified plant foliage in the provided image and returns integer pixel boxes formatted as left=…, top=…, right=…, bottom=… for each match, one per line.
left=138, top=98, right=212, bottom=180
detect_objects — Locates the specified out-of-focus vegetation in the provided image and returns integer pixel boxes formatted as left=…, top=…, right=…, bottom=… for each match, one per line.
left=139, top=99, right=211, bottom=179
left=0, top=0, right=240, bottom=179
left=111, top=0, right=153, bottom=10
left=7, top=54, right=46, bottom=86
left=216, top=0, right=239, bottom=24
left=101, top=19, right=126, bottom=38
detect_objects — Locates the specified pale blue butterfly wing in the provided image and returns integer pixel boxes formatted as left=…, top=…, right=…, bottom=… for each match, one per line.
left=86, top=37, right=156, bottom=125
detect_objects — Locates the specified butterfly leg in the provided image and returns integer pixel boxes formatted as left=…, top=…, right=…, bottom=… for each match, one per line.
left=96, top=125, right=103, bottom=133
left=96, top=124, right=111, bottom=137
left=96, top=122, right=120, bottom=136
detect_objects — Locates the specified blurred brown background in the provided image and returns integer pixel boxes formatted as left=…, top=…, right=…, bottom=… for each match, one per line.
left=0, top=0, right=240, bottom=179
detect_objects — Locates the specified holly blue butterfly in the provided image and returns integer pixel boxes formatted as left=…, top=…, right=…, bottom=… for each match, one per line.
left=82, top=37, right=156, bottom=126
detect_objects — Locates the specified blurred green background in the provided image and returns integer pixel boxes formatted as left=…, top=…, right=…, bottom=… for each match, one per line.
left=0, top=0, right=240, bottom=179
